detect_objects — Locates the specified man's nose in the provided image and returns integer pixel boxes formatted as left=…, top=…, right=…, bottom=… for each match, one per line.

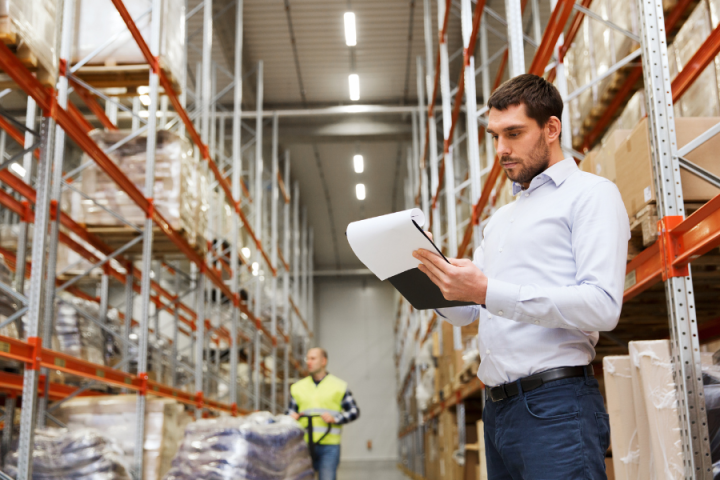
left=496, top=137, right=511, bottom=157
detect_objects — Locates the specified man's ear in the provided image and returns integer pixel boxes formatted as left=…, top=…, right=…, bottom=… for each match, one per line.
left=545, top=116, right=562, bottom=144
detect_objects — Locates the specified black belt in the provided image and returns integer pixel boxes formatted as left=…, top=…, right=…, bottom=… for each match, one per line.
left=487, top=365, right=594, bottom=402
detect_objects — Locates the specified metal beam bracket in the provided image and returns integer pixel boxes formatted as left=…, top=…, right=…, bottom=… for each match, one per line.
left=658, top=216, right=688, bottom=281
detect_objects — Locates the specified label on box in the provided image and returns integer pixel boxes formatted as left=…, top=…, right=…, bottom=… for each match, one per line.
left=625, top=271, right=637, bottom=290
left=643, top=186, right=652, bottom=202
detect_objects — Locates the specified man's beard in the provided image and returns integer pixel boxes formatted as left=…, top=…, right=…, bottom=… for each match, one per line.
left=501, top=135, right=550, bottom=185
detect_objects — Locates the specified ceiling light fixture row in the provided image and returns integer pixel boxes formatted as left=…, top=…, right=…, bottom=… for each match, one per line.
left=344, top=12, right=360, bottom=102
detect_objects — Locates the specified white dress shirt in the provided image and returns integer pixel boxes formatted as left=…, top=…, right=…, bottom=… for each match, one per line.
left=437, top=158, right=630, bottom=387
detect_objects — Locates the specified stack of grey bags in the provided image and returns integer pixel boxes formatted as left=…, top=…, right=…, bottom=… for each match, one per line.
left=4, top=428, right=131, bottom=480
left=163, top=412, right=314, bottom=480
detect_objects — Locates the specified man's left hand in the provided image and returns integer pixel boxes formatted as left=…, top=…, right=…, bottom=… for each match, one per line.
left=321, top=413, right=336, bottom=424
left=413, top=249, right=488, bottom=304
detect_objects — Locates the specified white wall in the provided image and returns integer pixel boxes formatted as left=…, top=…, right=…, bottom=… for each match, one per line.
left=314, top=276, right=398, bottom=462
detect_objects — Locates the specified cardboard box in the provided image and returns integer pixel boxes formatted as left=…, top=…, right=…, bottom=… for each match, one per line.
left=603, top=356, right=639, bottom=480
left=579, top=150, right=598, bottom=174
left=615, top=117, right=720, bottom=217
left=595, top=129, right=632, bottom=182
left=628, top=344, right=654, bottom=480
left=477, top=420, right=489, bottom=480
left=631, top=340, right=684, bottom=479
left=55, top=395, right=184, bottom=480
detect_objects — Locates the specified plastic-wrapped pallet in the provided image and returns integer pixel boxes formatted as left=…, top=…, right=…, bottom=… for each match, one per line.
left=52, top=297, right=113, bottom=367
left=629, top=340, right=684, bottom=479
left=0, top=0, right=58, bottom=78
left=702, top=364, right=720, bottom=478
left=564, top=17, right=593, bottom=140
left=72, top=0, right=184, bottom=92
left=0, top=253, right=19, bottom=340
left=163, top=412, right=314, bottom=480
left=55, top=395, right=184, bottom=480
left=4, top=428, right=131, bottom=480
left=78, top=130, right=205, bottom=251
left=603, top=356, right=639, bottom=480
left=672, top=0, right=720, bottom=118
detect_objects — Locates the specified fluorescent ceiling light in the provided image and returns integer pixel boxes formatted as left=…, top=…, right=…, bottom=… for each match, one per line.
left=353, top=154, right=364, bottom=173
left=348, top=74, right=360, bottom=101
left=137, top=86, right=151, bottom=95
left=139, top=94, right=151, bottom=106
left=242, top=247, right=251, bottom=258
left=10, top=163, right=25, bottom=177
left=344, top=12, right=357, bottom=46
left=356, top=183, right=366, bottom=200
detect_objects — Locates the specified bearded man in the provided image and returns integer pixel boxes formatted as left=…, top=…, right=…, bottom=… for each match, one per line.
left=413, top=74, right=629, bottom=479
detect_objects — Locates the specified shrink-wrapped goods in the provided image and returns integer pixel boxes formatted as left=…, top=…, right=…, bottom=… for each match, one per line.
left=702, top=365, right=720, bottom=477
left=78, top=130, right=205, bottom=250
left=603, top=356, right=639, bottom=480
left=0, top=253, right=19, bottom=340
left=72, top=0, right=184, bottom=91
left=4, top=428, right=131, bottom=480
left=629, top=340, right=684, bottom=479
left=565, top=18, right=593, bottom=140
left=0, top=0, right=58, bottom=77
left=672, top=0, right=720, bottom=117
left=55, top=395, right=185, bottom=480
left=163, top=412, right=314, bottom=480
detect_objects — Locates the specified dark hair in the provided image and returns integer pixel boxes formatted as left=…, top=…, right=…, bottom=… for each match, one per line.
left=487, top=74, right=563, bottom=131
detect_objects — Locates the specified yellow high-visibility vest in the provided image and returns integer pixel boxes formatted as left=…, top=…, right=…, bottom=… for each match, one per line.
left=291, top=374, right=347, bottom=445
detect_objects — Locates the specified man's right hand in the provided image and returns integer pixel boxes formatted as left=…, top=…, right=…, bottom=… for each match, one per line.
left=290, top=412, right=300, bottom=420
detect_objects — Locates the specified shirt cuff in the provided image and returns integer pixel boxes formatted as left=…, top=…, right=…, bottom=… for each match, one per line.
left=485, top=278, right=520, bottom=319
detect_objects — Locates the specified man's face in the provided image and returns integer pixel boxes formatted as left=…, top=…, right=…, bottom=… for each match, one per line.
left=487, top=104, right=551, bottom=186
left=305, top=349, right=327, bottom=375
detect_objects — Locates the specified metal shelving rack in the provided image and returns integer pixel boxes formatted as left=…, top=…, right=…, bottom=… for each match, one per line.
left=396, top=0, right=720, bottom=477
left=0, top=1, right=317, bottom=479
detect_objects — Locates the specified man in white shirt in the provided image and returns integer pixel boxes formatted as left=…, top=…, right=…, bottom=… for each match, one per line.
left=413, top=73, right=629, bottom=479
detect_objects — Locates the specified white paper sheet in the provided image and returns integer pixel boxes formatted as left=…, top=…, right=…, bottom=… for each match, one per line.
left=346, top=208, right=437, bottom=280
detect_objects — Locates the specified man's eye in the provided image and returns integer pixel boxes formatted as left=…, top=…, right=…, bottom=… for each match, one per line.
left=492, top=135, right=498, bottom=140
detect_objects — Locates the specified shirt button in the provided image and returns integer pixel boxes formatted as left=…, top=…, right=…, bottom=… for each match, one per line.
left=498, top=310, right=504, bottom=316
left=487, top=314, right=492, bottom=319
left=486, top=349, right=490, bottom=355
left=499, top=247, right=503, bottom=253
left=510, top=218, right=514, bottom=223
left=534, top=321, right=540, bottom=325
left=524, top=192, right=529, bottom=197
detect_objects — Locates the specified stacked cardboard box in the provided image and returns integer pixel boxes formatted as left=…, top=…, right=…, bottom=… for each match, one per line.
left=615, top=117, right=720, bottom=218
left=55, top=395, right=187, bottom=480
left=603, top=340, right=684, bottom=479
left=437, top=410, right=464, bottom=480
left=433, top=321, right=478, bottom=399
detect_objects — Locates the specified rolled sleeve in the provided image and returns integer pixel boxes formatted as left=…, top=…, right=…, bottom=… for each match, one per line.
left=485, top=279, right=520, bottom=318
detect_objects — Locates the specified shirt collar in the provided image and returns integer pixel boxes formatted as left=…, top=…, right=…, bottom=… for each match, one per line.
left=512, top=157, right=578, bottom=195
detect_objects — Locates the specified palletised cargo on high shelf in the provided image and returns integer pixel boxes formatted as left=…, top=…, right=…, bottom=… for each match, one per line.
left=0, top=0, right=58, bottom=86
left=71, top=0, right=184, bottom=93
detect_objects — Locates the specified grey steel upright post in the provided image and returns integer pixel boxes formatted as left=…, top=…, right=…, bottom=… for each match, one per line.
left=300, top=211, right=308, bottom=329
left=14, top=97, right=36, bottom=298
left=124, top=268, right=134, bottom=374
left=424, top=0, right=441, bottom=242
left=270, top=113, right=279, bottom=413
left=416, top=57, right=430, bottom=217
left=253, top=61, right=264, bottom=411
left=308, top=229, right=314, bottom=333
left=15, top=115, right=55, bottom=480
left=438, top=0, right=456, bottom=259
left=550, top=0, right=573, bottom=152
left=479, top=16, right=494, bottom=169
left=37, top=0, right=77, bottom=426
left=282, top=151, right=291, bottom=408
left=229, top=0, right=244, bottom=413
left=133, top=0, right=163, bottom=473
left=172, top=265, right=180, bottom=388
left=194, top=0, right=214, bottom=421
left=292, top=183, right=300, bottom=339
left=461, top=0, right=483, bottom=250
left=505, top=0, right=526, bottom=76
left=636, top=0, right=713, bottom=475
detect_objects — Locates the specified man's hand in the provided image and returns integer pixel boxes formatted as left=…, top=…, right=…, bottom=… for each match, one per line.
left=290, top=412, right=300, bottom=421
left=321, top=413, right=336, bottom=424
left=413, top=248, right=488, bottom=304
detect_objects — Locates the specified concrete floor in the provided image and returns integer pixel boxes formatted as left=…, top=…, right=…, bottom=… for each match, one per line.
left=336, top=460, right=407, bottom=480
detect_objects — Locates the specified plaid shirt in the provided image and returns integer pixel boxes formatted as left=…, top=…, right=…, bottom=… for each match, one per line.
left=287, top=375, right=360, bottom=425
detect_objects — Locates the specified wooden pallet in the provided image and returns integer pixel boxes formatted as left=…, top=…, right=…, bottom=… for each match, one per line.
left=0, top=17, right=55, bottom=87
left=73, top=64, right=181, bottom=94
left=85, top=225, right=205, bottom=259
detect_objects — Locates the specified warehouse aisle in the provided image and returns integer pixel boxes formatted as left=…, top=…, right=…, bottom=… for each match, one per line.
left=338, top=461, right=406, bottom=480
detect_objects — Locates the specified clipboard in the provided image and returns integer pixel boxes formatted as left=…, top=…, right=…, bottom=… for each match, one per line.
left=346, top=209, right=476, bottom=310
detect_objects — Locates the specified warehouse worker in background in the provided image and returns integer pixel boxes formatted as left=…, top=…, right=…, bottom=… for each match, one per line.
left=414, top=74, right=629, bottom=479
left=288, top=347, right=360, bottom=480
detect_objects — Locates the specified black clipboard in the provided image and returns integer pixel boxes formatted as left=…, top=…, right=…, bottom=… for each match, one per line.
left=386, top=221, right=476, bottom=310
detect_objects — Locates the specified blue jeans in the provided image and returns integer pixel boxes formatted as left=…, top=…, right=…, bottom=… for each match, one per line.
left=483, top=375, right=610, bottom=479
left=311, top=444, right=341, bottom=480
